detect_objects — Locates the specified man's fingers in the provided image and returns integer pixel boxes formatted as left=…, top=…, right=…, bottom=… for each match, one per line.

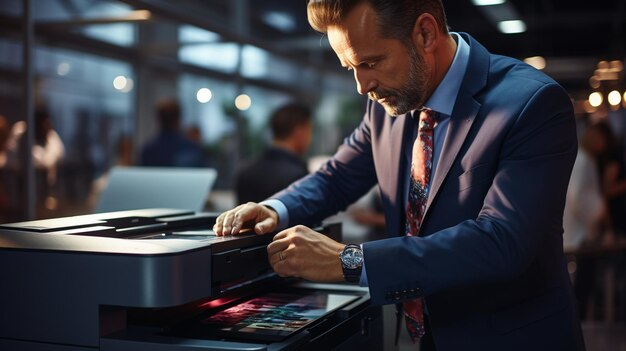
left=214, top=203, right=276, bottom=236
left=231, top=203, right=260, bottom=235
left=213, top=204, right=245, bottom=236
left=267, top=237, right=290, bottom=256
left=221, top=211, right=238, bottom=235
left=269, top=248, right=297, bottom=277
left=255, top=216, right=276, bottom=234
left=213, top=212, right=229, bottom=236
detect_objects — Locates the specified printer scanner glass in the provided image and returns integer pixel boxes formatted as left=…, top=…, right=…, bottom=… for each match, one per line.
left=198, top=291, right=358, bottom=341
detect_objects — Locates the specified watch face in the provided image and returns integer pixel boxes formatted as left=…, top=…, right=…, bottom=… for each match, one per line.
left=341, top=246, right=363, bottom=269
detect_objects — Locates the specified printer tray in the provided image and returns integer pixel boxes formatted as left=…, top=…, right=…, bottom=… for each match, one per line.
left=168, top=288, right=360, bottom=342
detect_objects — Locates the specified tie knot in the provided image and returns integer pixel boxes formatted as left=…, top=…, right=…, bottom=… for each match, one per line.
left=418, top=109, right=435, bottom=131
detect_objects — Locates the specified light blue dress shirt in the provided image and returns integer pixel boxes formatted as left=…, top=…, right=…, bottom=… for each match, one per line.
left=264, top=32, right=470, bottom=287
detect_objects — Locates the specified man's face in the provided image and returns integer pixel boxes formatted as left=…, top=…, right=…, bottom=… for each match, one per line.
left=327, top=3, right=430, bottom=116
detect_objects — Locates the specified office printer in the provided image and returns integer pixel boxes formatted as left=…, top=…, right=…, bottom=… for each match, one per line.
left=0, top=209, right=382, bottom=351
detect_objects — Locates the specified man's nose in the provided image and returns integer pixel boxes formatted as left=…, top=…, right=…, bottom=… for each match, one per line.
left=354, top=69, right=377, bottom=95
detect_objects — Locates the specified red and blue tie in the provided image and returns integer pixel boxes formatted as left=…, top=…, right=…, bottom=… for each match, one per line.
left=404, top=108, right=436, bottom=343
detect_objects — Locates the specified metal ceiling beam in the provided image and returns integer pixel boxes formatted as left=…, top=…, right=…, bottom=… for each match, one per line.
left=35, top=10, right=152, bottom=30
left=0, top=14, right=315, bottom=101
left=117, top=0, right=337, bottom=75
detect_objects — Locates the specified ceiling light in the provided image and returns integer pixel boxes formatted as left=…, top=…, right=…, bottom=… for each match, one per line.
left=262, top=11, right=296, bottom=33
left=608, top=90, right=621, bottom=106
left=523, top=56, right=546, bottom=70
left=589, top=92, right=603, bottom=108
left=113, top=75, right=127, bottom=90
left=128, top=10, right=151, bottom=21
left=235, top=94, right=252, bottom=111
left=498, top=20, right=526, bottom=34
left=196, top=88, right=212, bottom=103
left=57, top=62, right=70, bottom=76
left=472, top=0, right=506, bottom=5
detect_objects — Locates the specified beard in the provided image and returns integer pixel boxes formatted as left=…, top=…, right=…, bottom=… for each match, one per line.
left=368, top=44, right=429, bottom=116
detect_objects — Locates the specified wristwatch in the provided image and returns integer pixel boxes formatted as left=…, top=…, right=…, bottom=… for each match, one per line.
left=340, top=244, right=363, bottom=283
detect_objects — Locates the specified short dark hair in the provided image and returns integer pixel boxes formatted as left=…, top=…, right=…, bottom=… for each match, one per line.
left=307, top=0, right=448, bottom=42
left=156, top=98, right=181, bottom=131
left=270, top=103, right=312, bottom=141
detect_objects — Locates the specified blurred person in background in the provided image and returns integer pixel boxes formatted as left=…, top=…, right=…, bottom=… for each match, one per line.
left=592, top=122, right=626, bottom=323
left=140, top=98, right=206, bottom=168
left=33, top=107, right=65, bottom=213
left=33, top=108, right=65, bottom=186
left=235, top=103, right=312, bottom=204
left=563, top=123, right=612, bottom=321
left=593, top=122, right=626, bottom=238
left=563, top=123, right=611, bottom=251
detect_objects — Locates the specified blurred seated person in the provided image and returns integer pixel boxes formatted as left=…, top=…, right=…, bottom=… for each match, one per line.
left=33, top=107, right=65, bottom=192
left=140, top=98, right=206, bottom=167
left=235, top=103, right=312, bottom=204
left=563, top=123, right=611, bottom=251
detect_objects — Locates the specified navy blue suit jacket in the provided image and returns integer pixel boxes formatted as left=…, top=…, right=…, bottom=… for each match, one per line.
left=273, top=33, right=584, bottom=350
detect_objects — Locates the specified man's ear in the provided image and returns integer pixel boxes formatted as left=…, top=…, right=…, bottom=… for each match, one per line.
left=411, top=13, right=439, bottom=54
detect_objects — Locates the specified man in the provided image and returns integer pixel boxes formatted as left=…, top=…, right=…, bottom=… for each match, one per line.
left=235, top=103, right=312, bottom=204
left=214, top=1, right=585, bottom=350
left=140, top=98, right=205, bottom=167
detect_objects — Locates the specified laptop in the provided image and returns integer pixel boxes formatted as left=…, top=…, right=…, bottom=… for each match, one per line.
left=95, top=166, right=217, bottom=213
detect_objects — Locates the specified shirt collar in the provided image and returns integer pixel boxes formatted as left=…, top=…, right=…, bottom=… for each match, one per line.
left=422, top=32, right=470, bottom=117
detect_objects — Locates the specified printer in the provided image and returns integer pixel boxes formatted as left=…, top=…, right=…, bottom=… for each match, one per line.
left=0, top=209, right=382, bottom=351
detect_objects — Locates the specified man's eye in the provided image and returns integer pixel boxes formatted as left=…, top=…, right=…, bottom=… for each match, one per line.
left=358, top=62, right=375, bottom=69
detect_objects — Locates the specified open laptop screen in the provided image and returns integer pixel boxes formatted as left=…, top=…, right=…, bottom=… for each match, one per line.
left=95, top=166, right=217, bottom=213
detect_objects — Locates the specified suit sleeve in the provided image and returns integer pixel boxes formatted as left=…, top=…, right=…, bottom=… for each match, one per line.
left=271, top=102, right=379, bottom=227
left=363, top=82, right=578, bottom=304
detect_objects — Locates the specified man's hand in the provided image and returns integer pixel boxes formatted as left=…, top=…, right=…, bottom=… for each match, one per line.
left=213, top=202, right=278, bottom=236
left=267, top=225, right=346, bottom=282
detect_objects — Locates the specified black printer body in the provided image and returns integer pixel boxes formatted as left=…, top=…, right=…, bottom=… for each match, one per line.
left=0, top=209, right=382, bottom=351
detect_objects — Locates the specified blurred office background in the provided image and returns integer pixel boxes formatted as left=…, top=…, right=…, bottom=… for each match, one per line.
left=0, top=0, right=625, bottom=349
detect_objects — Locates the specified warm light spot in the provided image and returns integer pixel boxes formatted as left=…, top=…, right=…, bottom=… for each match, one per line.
left=523, top=56, right=546, bottom=70
left=113, top=75, right=127, bottom=90
left=588, top=92, right=603, bottom=108
left=235, top=94, right=252, bottom=111
left=608, top=90, right=621, bottom=106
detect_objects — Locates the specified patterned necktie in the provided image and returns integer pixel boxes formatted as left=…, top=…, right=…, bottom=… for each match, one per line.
left=404, top=108, right=436, bottom=343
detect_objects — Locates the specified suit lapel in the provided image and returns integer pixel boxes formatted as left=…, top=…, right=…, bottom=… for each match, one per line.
left=387, top=112, right=411, bottom=237
left=423, top=33, right=490, bottom=218
left=426, top=94, right=479, bottom=211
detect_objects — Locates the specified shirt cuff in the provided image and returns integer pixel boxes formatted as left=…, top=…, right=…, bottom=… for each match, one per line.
left=260, top=199, right=289, bottom=231
left=359, top=243, right=369, bottom=287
